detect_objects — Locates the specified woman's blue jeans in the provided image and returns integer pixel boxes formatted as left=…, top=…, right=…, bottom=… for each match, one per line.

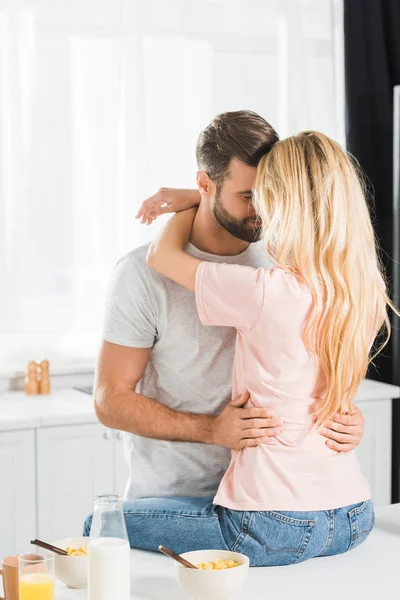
left=83, top=497, right=374, bottom=567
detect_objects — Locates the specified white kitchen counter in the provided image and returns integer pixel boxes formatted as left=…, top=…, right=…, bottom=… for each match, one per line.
left=355, top=378, right=400, bottom=402
left=54, top=527, right=400, bottom=600
left=375, top=503, right=400, bottom=535
left=0, top=378, right=399, bottom=432
left=0, top=389, right=97, bottom=431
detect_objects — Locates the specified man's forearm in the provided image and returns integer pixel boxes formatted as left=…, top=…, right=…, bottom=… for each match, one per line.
left=95, top=386, right=215, bottom=444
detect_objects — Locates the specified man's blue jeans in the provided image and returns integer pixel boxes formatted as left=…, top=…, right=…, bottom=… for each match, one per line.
left=83, top=496, right=374, bottom=567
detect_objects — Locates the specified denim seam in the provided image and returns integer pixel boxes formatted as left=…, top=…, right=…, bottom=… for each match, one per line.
left=348, top=500, right=373, bottom=549
left=218, top=508, right=243, bottom=552
left=262, top=511, right=315, bottom=527
left=348, top=500, right=370, bottom=518
left=122, top=511, right=224, bottom=520
left=349, top=512, right=357, bottom=549
left=293, top=522, right=315, bottom=563
left=352, top=528, right=373, bottom=541
left=231, top=512, right=251, bottom=553
left=318, top=510, right=335, bottom=557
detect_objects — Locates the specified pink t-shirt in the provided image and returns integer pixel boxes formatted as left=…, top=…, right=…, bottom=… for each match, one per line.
left=195, top=262, right=371, bottom=511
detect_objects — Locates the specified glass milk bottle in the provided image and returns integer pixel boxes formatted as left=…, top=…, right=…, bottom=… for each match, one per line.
left=88, top=494, right=131, bottom=600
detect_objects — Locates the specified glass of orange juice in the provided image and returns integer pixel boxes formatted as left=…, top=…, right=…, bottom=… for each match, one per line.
left=18, top=553, right=55, bottom=600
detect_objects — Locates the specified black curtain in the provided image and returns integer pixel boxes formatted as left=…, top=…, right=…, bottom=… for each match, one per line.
left=344, top=0, right=400, bottom=385
left=344, top=0, right=400, bottom=502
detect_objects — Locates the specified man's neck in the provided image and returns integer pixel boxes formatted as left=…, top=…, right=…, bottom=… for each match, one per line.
left=189, top=202, right=249, bottom=257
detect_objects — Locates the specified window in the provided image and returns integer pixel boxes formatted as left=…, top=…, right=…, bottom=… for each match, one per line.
left=0, top=0, right=344, bottom=372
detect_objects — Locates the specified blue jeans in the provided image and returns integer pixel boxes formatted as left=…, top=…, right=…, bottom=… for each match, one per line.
left=83, top=497, right=374, bottom=567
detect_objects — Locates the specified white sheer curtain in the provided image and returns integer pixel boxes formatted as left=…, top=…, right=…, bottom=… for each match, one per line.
left=0, top=0, right=344, bottom=372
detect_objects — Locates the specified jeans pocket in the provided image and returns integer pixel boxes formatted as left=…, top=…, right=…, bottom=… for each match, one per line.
left=235, top=511, right=316, bottom=567
left=348, top=500, right=375, bottom=550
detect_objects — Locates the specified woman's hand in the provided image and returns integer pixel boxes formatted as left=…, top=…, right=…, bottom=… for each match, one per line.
left=136, top=188, right=200, bottom=225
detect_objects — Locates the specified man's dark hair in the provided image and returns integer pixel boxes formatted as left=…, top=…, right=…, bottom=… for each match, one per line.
left=196, top=110, right=279, bottom=188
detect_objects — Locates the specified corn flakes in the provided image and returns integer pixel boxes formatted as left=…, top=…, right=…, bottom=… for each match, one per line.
left=197, top=559, right=240, bottom=570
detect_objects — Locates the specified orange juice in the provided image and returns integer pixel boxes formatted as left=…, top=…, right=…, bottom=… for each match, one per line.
left=19, top=573, right=54, bottom=600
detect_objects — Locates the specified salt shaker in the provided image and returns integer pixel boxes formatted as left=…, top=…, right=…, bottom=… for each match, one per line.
left=24, top=361, right=40, bottom=395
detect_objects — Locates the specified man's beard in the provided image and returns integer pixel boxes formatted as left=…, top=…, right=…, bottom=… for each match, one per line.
left=213, top=192, right=263, bottom=243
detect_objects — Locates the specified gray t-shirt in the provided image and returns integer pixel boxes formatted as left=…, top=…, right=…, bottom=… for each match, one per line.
left=103, top=241, right=271, bottom=499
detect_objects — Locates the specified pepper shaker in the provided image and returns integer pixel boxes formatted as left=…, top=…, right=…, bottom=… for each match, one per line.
left=39, top=359, right=50, bottom=394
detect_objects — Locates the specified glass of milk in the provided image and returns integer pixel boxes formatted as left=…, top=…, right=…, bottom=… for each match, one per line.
left=88, top=494, right=131, bottom=600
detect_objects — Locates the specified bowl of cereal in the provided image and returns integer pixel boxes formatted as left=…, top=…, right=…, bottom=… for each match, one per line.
left=52, top=537, right=88, bottom=589
left=175, top=550, right=249, bottom=600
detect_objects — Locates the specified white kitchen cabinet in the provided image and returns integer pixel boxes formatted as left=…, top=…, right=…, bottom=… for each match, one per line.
left=114, top=430, right=129, bottom=496
left=356, top=399, right=392, bottom=506
left=101, top=428, right=129, bottom=496
left=37, top=423, right=114, bottom=541
left=0, top=430, right=36, bottom=557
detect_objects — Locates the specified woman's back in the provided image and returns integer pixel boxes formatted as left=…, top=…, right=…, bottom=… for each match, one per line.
left=195, top=262, right=371, bottom=511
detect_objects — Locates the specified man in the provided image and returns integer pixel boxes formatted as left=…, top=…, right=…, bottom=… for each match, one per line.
left=85, top=111, right=364, bottom=543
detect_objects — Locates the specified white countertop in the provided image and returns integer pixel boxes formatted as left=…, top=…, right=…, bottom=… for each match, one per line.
left=54, top=526, right=400, bottom=600
left=375, top=503, right=400, bottom=535
left=354, top=378, right=400, bottom=402
left=0, top=389, right=97, bottom=431
left=0, top=378, right=399, bottom=432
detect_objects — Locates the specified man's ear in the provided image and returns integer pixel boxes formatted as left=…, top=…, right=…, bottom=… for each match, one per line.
left=197, top=170, right=214, bottom=196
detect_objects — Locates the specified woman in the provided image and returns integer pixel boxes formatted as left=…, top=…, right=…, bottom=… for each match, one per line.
left=142, top=131, right=397, bottom=566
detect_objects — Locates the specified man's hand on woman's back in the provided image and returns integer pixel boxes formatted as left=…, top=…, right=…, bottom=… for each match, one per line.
left=319, top=406, right=365, bottom=453
left=211, top=391, right=283, bottom=450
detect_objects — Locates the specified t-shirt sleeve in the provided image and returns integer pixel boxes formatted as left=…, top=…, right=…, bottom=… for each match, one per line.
left=102, top=254, right=157, bottom=348
left=195, top=261, right=265, bottom=330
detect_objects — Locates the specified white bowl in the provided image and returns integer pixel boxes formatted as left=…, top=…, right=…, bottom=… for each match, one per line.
left=52, top=537, right=88, bottom=589
left=175, top=550, right=249, bottom=600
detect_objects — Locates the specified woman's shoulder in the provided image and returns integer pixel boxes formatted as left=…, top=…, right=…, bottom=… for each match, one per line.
left=266, top=267, right=311, bottom=299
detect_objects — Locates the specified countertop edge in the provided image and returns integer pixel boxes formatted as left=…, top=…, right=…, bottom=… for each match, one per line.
left=0, top=379, right=399, bottom=432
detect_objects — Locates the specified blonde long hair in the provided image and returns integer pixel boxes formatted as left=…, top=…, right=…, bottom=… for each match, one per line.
left=254, top=131, right=398, bottom=425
